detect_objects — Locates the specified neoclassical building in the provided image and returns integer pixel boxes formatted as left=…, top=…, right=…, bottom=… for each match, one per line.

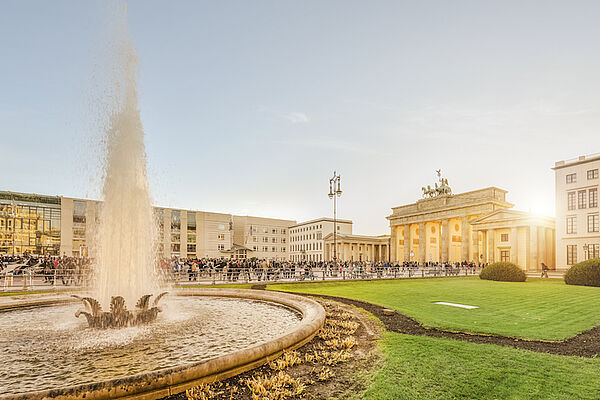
left=387, top=187, right=555, bottom=271
left=323, top=233, right=390, bottom=262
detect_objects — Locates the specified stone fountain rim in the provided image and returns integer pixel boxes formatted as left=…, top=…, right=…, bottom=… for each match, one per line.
left=0, top=287, right=326, bottom=400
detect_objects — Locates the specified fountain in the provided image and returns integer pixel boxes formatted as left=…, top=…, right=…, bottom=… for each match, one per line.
left=72, top=293, right=167, bottom=328
left=0, top=2, right=325, bottom=398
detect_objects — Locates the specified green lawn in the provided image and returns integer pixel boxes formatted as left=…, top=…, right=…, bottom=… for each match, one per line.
left=268, top=277, right=600, bottom=340
left=363, top=332, right=600, bottom=400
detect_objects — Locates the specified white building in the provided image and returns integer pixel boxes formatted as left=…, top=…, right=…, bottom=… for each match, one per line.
left=554, top=153, right=600, bottom=269
left=289, top=218, right=352, bottom=262
left=232, top=215, right=295, bottom=260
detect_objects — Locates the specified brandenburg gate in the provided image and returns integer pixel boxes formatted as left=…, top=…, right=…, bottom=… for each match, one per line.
left=387, top=183, right=555, bottom=270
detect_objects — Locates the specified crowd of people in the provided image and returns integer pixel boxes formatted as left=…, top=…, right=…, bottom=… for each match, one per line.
left=0, top=254, right=93, bottom=285
left=1, top=253, right=484, bottom=287
left=159, top=257, right=484, bottom=283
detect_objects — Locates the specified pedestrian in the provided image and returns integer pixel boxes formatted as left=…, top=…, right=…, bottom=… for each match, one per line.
left=541, top=262, right=549, bottom=278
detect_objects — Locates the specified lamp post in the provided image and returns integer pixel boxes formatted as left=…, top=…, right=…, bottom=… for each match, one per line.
left=328, top=171, right=342, bottom=263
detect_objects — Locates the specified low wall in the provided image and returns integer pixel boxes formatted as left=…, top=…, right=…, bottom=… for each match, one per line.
left=1, top=288, right=325, bottom=400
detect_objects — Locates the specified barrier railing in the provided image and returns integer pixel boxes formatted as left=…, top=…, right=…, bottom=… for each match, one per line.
left=1, top=266, right=481, bottom=292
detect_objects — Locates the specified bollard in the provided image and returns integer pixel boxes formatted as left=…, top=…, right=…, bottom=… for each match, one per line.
left=322, top=270, right=325, bottom=281
left=343, top=270, right=345, bottom=280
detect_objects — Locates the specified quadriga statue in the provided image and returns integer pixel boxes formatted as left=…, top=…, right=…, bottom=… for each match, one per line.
left=72, top=292, right=168, bottom=329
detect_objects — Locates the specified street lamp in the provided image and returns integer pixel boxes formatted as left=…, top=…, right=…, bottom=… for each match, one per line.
left=328, top=171, right=342, bottom=263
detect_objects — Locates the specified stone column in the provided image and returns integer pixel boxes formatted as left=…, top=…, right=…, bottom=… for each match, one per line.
left=529, top=226, right=538, bottom=270
left=539, top=228, right=546, bottom=266
left=403, top=224, right=411, bottom=262
left=418, top=222, right=426, bottom=264
left=472, top=230, right=479, bottom=262
left=390, top=226, right=398, bottom=262
left=441, top=219, right=449, bottom=263
left=480, top=230, right=487, bottom=263
left=510, top=227, right=519, bottom=264
left=461, top=217, right=470, bottom=262
left=487, top=229, right=495, bottom=263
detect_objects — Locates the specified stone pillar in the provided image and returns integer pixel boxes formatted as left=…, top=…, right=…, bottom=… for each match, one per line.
left=472, top=230, right=479, bottom=262
left=461, top=217, right=470, bottom=262
left=510, top=227, right=519, bottom=264
left=539, top=228, right=546, bottom=266
left=487, top=229, right=495, bottom=263
left=529, top=226, right=538, bottom=271
left=418, top=222, right=426, bottom=264
left=441, top=219, right=449, bottom=263
left=403, top=224, right=411, bottom=262
left=481, top=230, right=487, bottom=263
left=390, top=226, right=398, bottom=262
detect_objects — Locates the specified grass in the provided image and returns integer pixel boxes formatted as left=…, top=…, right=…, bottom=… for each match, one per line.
left=267, top=277, right=600, bottom=340
left=0, top=290, right=62, bottom=297
left=363, top=332, right=600, bottom=400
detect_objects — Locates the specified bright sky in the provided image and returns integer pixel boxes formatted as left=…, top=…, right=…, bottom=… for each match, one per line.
left=2, top=1, right=599, bottom=235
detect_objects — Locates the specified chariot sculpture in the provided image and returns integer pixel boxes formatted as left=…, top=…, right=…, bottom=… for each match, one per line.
left=421, top=169, right=452, bottom=198
left=72, top=292, right=168, bottom=329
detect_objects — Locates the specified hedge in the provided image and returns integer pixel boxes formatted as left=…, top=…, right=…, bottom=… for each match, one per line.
left=564, top=258, right=600, bottom=287
left=479, top=262, right=527, bottom=282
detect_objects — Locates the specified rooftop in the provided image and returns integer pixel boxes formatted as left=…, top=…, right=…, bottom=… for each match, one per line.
left=290, top=217, right=353, bottom=228
left=553, top=152, right=600, bottom=170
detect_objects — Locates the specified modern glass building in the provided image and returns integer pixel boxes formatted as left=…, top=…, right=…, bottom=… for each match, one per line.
left=0, top=191, right=62, bottom=255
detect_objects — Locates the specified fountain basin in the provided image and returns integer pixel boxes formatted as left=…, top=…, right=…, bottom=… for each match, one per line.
left=0, top=288, right=325, bottom=400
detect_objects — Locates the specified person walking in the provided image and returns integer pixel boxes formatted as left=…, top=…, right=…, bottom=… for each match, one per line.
left=541, top=262, right=549, bottom=278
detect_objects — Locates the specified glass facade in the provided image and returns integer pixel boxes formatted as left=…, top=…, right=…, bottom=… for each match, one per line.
left=0, top=192, right=61, bottom=255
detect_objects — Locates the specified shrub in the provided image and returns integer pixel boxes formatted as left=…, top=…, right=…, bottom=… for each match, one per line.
left=479, top=262, right=527, bottom=282
left=564, top=258, right=600, bottom=287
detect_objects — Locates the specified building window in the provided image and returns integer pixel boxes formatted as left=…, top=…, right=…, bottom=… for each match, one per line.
left=282, top=238, right=286, bottom=243
left=218, top=224, right=225, bottom=230
left=263, top=237, right=268, bottom=243
left=589, top=244, right=600, bottom=259
left=272, top=246, right=276, bottom=252
left=187, top=212, right=196, bottom=232
left=568, top=192, right=576, bottom=211
left=567, top=245, right=577, bottom=265
left=73, top=201, right=86, bottom=223
left=171, top=233, right=180, bottom=242
left=218, top=234, right=225, bottom=240
left=588, top=214, right=599, bottom=233
left=566, top=173, right=576, bottom=184
left=590, top=189, right=598, bottom=208
left=272, top=228, right=278, bottom=234
left=218, top=244, right=225, bottom=250
left=187, top=244, right=196, bottom=253
left=578, top=190, right=587, bottom=209
left=171, top=210, right=181, bottom=231
left=171, top=243, right=180, bottom=252
left=282, top=247, right=286, bottom=252
left=501, top=234, right=509, bottom=242
left=187, top=234, right=196, bottom=243
left=567, top=216, right=577, bottom=234
left=272, top=237, right=277, bottom=243
left=500, top=250, right=510, bottom=262
left=252, top=245, right=258, bottom=251
left=588, top=169, right=599, bottom=180
left=252, top=236, right=257, bottom=242
left=281, top=229, right=286, bottom=234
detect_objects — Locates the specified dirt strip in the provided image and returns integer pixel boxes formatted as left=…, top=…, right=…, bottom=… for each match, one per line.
left=267, top=289, right=600, bottom=358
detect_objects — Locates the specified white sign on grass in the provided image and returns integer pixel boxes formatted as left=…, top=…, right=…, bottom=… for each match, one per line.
left=434, top=302, right=479, bottom=309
